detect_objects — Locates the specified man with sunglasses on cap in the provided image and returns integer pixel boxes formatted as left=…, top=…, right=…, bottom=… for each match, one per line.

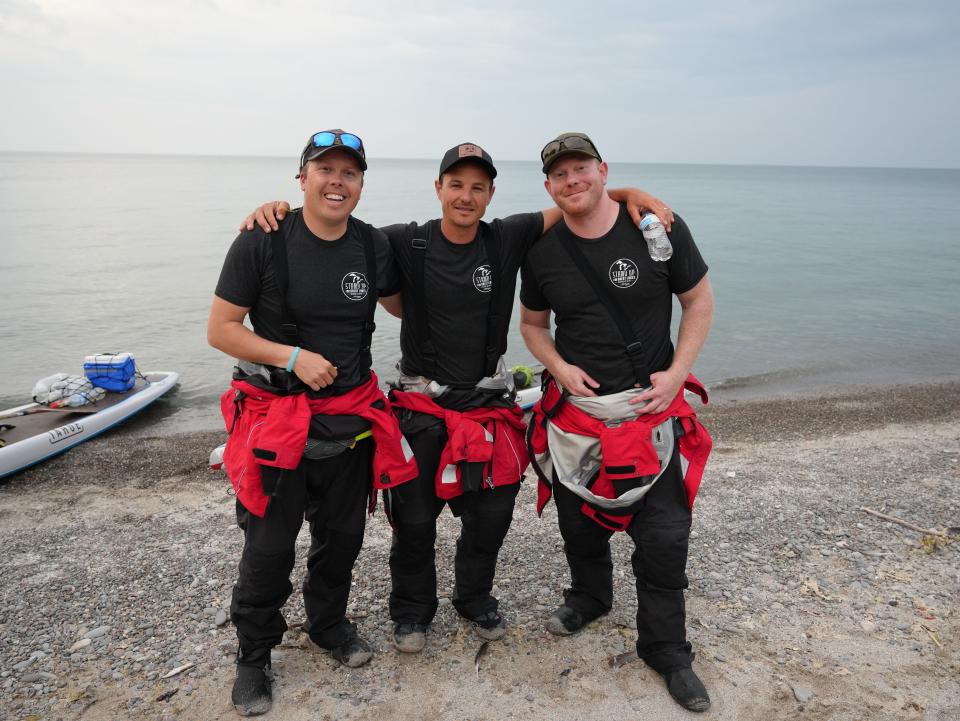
left=208, top=129, right=417, bottom=716
left=239, top=144, right=673, bottom=655
left=519, top=133, right=714, bottom=712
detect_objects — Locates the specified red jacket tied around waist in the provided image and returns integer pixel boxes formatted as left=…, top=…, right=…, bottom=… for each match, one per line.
left=389, top=390, right=529, bottom=500
left=528, top=374, right=712, bottom=531
left=220, top=372, right=418, bottom=517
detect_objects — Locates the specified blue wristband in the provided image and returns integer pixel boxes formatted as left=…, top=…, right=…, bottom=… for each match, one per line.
left=285, top=346, right=301, bottom=373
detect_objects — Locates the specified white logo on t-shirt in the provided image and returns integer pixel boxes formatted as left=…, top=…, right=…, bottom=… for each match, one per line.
left=473, top=264, right=493, bottom=293
left=609, top=258, right=639, bottom=288
left=341, top=272, right=369, bottom=301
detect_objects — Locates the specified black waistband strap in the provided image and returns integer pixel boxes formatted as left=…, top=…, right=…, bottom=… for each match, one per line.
left=556, top=229, right=651, bottom=388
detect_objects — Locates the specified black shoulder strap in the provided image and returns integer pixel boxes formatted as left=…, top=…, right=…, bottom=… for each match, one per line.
left=352, top=217, right=378, bottom=360
left=410, top=221, right=504, bottom=381
left=271, top=214, right=378, bottom=359
left=482, top=222, right=503, bottom=377
left=269, top=219, right=300, bottom=346
left=556, top=229, right=651, bottom=388
left=409, top=222, right=436, bottom=377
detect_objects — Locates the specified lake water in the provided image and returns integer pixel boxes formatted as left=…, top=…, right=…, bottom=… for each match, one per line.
left=1, top=152, right=958, bottom=435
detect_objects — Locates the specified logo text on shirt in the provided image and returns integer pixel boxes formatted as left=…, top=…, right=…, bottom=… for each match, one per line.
left=341, top=271, right=369, bottom=301
left=473, top=264, right=493, bottom=293
left=609, top=258, right=639, bottom=288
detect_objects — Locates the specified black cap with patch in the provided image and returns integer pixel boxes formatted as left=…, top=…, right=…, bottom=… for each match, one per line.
left=438, top=142, right=497, bottom=180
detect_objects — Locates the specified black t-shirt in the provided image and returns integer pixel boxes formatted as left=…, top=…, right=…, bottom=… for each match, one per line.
left=520, top=205, right=707, bottom=395
left=215, top=211, right=399, bottom=395
left=381, top=212, right=543, bottom=385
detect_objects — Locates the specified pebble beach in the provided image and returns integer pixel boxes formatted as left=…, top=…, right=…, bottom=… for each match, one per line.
left=1, top=382, right=958, bottom=721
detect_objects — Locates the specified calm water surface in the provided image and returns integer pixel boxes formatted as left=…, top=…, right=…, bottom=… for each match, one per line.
left=1, top=153, right=958, bottom=434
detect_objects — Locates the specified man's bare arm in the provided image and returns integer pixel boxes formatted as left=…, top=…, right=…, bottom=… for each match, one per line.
left=379, top=292, right=403, bottom=319
left=539, top=188, right=673, bottom=236
left=607, top=188, right=674, bottom=230
left=245, top=188, right=673, bottom=236
left=631, top=275, right=714, bottom=414
left=520, top=304, right=600, bottom=397
left=207, top=296, right=338, bottom=390
left=241, top=202, right=292, bottom=232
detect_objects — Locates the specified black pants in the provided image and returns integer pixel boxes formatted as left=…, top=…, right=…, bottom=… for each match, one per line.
left=387, top=420, right=520, bottom=624
left=553, top=439, right=693, bottom=674
left=230, top=440, right=371, bottom=665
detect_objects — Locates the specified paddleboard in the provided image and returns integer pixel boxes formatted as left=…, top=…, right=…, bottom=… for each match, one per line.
left=0, top=372, right=179, bottom=481
left=208, top=374, right=544, bottom=471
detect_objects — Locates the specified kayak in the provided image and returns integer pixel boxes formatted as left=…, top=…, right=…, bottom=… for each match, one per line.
left=0, top=372, right=179, bottom=481
left=209, top=374, right=543, bottom=470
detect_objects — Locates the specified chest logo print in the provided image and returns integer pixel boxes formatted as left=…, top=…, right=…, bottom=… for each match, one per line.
left=609, top=258, right=639, bottom=289
left=341, top=271, right=369, bottom=301
left=473, top=264, right=493, bottom=293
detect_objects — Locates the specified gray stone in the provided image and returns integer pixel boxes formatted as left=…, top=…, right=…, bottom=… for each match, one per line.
left=214, top=609, right=228, bottom=627
left=85, top=626, right=111, bottom=640
left=791, top=684, right=814, bottom=703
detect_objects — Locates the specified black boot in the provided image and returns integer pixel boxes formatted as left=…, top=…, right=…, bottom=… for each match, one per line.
left=232, top=662, right=272, bottom=716
left=662, top=668, right=711, bottom=712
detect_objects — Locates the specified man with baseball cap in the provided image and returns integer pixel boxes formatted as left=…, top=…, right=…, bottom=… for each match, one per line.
left=520, top=132, right=715, bottom=711
left=239, top=141, right=674, bottom=655
left=209, top=129, right=415, bottom=716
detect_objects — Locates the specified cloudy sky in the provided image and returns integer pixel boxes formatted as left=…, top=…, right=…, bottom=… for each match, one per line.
left=1, top=0, right=957, bottom=168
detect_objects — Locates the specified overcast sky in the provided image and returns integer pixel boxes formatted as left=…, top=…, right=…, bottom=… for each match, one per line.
left=1, top=0, right=957, bottom=168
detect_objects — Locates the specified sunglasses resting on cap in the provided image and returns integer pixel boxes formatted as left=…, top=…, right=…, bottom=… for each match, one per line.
left=297, top=130, right=367, bottom=177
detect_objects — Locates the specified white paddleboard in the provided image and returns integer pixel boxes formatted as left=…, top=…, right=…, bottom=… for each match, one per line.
left=0, top=372, right=179, bottom=481
left=208, top=374, right=543, bottom=470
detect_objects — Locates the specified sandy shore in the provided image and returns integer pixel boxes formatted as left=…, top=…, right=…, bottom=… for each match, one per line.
left=1, top=382, right=958, bottom=721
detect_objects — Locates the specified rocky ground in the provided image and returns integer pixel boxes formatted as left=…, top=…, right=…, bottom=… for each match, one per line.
left=1, top=383, right=958, bottom=721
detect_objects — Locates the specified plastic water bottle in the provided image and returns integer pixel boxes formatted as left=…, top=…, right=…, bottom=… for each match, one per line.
left=639, top=213, right=673, bottom=261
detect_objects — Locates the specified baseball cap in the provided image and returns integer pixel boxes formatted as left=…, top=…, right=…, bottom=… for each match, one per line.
left=297, top=129, right=367, bottom=177
left=438, top=142, right=497, bottom=180
left=540, top=132, right=602, bottom=174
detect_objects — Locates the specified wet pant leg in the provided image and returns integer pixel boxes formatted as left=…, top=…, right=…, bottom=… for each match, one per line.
left=302, top=440, right=372, bottom=649
left=451, top=482, right=521, bottom=619
left=231, top=465, right=308, bottom=665
left=627, top=439, right=694, bottom=673
left=553, top=479, right=615, bottom=620
left=387, top=423, right=445, bottom=624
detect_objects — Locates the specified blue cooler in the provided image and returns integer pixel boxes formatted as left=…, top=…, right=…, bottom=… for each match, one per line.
left=84, top=353, right=136, bottom=392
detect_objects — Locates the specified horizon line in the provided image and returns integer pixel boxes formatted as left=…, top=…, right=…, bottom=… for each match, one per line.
left=0, top=148, right=957, bottom=173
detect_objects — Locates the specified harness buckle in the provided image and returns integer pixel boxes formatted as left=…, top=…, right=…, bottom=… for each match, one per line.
left=412, top=238, right=427, bottom=250
left=625, top=341, right=644, bottom=356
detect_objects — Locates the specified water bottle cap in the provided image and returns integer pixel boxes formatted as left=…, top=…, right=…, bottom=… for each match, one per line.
left=639, top=213, right=661, bottom=230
